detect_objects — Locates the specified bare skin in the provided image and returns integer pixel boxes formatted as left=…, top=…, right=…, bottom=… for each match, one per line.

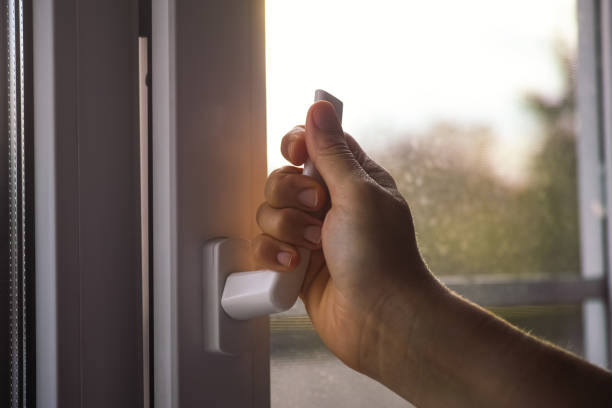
left=253, top=101, right=612, bottom=407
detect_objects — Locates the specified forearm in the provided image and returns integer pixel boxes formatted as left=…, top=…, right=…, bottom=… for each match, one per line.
left=363, top=274, right=612, bottom=407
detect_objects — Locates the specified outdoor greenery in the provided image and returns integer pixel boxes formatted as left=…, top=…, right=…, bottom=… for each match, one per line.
left=376, top=48, right=580, bottom=277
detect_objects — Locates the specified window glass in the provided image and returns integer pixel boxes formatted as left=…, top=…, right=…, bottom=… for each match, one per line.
left=266, top=0, right=578, bottom=278
left=271, top=313, right=413, bottom=408
left=266, top=0, right=585, bottom=406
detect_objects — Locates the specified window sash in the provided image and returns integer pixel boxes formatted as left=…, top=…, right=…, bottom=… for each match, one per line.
left=598, top=0, right=612, bottom=305
left=152, top=0, right=269, bottom=407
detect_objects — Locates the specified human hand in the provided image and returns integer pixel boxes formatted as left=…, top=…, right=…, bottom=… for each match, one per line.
left=252, top=101, right=440, bottom=376
left=253, top=101, right=612, bottom=408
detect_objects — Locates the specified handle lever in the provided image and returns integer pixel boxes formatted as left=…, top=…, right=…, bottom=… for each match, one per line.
left=219, top=90, right=343, bottom=320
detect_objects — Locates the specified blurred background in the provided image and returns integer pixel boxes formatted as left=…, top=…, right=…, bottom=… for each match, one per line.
left=265, top=1, right=581, bottom=406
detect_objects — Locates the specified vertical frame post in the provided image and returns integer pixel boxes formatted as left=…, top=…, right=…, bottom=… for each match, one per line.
left=577, top=0, right=609, bottom=368
left=600, top=0, right=612, bottom=368
left=34, top=0, right=144, bottom=406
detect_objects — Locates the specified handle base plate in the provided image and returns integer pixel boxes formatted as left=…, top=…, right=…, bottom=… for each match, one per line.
left=203, top=237, right=261, bottom=354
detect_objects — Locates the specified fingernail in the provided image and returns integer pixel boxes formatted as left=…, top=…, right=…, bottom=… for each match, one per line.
left=277, top=251, right=294, bottom=267
left=303, top=225, right=322, bottom=244
left=298, top=189, right=318, bottom=208
left=312, top=102, right=339, bottom=132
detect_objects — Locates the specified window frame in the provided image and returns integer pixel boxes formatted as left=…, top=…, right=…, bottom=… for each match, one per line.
left=150, top=1, right=611, bottom=407
left=34, top=0, right=144, bottom=406
left=599, top=0, right=612, bottom=365
left=151, top=0, right=269, bottom=406
left=27, top=0, right=612, bottom=407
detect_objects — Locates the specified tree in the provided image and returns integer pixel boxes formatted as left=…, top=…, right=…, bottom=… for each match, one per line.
left=375, top=45, right=579, bottom=277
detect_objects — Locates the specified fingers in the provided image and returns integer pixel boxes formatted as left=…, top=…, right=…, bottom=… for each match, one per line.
left=255, top=164, right=327, bottom=273
left=280, top=126, right=308, bottom=165
left=281, top=108, right=397, bottom=192
left=304, top=101, right=366, bottom=194
left=251, top=234, right=300, bottom=272
left=256, top=203, right=322, bottom=250
left=299, top=250, right=329, bottom=307
left=265, top=166, right=328, bottom=212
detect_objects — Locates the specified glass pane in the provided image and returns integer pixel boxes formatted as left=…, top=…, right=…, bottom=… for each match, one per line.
left=266, top=0, right=578, bottom=278
left=271, top=313, right=414, bottom=408
left=266, top=1, right=584, bottom=406
left=271, top=303, right=590, bottom=408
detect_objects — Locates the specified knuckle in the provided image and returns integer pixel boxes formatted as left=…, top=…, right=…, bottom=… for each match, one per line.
left=252, top=239, right=272, bottom=266
left=317, top=142, right=351, bottom=159
left=285, top=125, right=305, bottom=139
left=318, top=145, right=362, bottom=171
left=255, top=202, right=268, bottom=227
left=269, top=168, right=283, bottom=177
left=281, top=129, right=303, bottom=157
left=268, top=177, right=283, bottom=201
left=251, top=235, right=266, bottom=256
left=266, top=172, right=298, bottom=205
left=273, top=208, right=289, bottom=233
left=269, top=165, right=297, bottom=176
left=264, top=174, right=282, bottom=201
left=275, top=208, right=296, bottom=235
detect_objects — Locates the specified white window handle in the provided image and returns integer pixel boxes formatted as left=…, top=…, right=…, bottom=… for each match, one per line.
left=221, top=90, right=343, bottom=320
left=209, top=90, right=343, bottom=323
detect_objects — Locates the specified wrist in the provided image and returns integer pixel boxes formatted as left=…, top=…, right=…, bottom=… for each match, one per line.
left=357, top=264, right=447, bottom=398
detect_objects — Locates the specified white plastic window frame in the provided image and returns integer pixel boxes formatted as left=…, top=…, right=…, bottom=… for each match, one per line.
left=34, top=0, right=144, bottom=407
left=152, top=0, right=269, bottom=407
left=598, top=0, right=612, bottom=366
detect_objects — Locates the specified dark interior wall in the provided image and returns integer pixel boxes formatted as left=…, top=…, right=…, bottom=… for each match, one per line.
left=0, top=0, right=10, bottom=402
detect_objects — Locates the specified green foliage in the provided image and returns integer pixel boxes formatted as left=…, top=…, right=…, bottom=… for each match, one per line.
left=375, top=48, right=579, bottom=277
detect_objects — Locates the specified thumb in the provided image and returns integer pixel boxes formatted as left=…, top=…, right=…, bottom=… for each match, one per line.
left=305, top=101, right=364, bottom=193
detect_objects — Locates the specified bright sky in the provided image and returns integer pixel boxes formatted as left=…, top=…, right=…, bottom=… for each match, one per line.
left=265, top=0, right=577, bottom=180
